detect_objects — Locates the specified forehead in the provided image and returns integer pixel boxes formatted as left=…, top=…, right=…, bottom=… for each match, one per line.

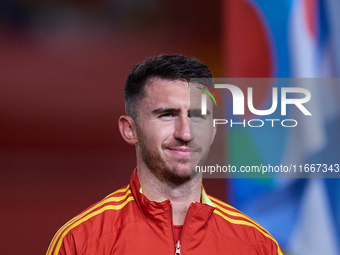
left=141, top=77, right=204, bottom=108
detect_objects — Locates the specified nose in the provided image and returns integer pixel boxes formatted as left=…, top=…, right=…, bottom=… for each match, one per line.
left=174, top=116, right=192, bottom=142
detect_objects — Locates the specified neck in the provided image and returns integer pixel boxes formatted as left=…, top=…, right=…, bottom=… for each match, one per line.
left=137, top=167, right=202, bottom=225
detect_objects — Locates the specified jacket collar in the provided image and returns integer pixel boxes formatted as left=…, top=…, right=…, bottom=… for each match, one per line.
left=129, top=169, right=215, bottom=223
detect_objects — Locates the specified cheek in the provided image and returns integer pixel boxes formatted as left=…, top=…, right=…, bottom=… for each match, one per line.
left=193, top=121, right=213, bottom=135
left=139, top=121, right=176, bottom=146
left=195, top=125, right=215, bottom=146
left=155, top=123, right=175, bottom=137
left=147, top=129, right=168, bottom=146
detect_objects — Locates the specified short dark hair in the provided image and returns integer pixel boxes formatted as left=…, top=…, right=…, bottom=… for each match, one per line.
left=124, top=54, right=213, bottom=119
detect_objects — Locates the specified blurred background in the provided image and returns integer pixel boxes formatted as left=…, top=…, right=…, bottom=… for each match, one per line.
left=0, top=0, right=339, bottom=254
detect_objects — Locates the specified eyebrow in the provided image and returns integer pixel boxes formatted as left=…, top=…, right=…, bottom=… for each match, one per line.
left=152, top=108, right=211, bottom=116
left=152, top=108, right=181, bottom=115
left=190, top=108, right=211, bottom=116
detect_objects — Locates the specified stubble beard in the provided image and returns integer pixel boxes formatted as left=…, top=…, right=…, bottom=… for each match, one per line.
left=136, top=126, right=209, bottom=185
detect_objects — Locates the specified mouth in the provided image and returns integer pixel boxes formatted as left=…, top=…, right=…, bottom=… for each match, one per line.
left=166, top=147, right=196, bottom=158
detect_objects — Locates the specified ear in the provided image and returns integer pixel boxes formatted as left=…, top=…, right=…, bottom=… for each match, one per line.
left=118, top=115, right=138, bottom=145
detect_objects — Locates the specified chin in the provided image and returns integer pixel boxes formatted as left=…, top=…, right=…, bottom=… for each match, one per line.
left=163, top=164, right=201, bottom=184
left=163, top=171, right=191, bottom=184
left=160, top=164, right=188, bottom=182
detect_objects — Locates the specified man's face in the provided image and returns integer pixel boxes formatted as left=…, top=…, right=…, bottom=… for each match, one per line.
left=135, top=77, right=216, bottom=183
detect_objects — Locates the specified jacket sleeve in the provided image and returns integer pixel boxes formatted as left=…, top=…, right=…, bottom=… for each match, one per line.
left=253, top=229, right=284, bottom=255
left=46, top=224, right=92, bottom=255
left=46, top=231, right=78, bottom=255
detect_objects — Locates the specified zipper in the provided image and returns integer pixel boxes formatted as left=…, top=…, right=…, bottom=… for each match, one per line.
left=170, top=206, right=182, bottom=255
left=175, top=240, right=181, bottom=255
left=172, top=202, right=195, bottom=255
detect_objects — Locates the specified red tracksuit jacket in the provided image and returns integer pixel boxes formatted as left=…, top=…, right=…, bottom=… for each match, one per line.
left=47, top=169, right=283, bottom=255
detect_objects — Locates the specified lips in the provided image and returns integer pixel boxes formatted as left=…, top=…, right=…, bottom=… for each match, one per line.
left=166, top=147, right=195, bottom=158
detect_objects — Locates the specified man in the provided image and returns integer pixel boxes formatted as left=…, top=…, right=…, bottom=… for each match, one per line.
left=47, top=55, right=283, bottom=255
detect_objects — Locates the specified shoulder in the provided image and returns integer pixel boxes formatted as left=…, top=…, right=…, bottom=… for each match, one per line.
left=46, top=185, right=135, bottom=255
left=207, top=195, right=283, bottom=255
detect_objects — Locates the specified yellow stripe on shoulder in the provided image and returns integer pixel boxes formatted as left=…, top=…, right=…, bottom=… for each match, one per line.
left=53, top=196, right=134, bottom=255
left=210, top=197, right=283, bottom=255
left=209, top=195, right=241, bottom=211
left=104, top=185, right=130, bottom=199
left=214, top=210, right=283, bottom=255
left=46, top=185, right=132, bottom=255
left=209, top=195, right=270, bottom=235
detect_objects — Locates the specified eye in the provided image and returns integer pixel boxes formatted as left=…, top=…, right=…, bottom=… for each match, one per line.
left=159, top=113, right=176, bottom=119
left=189, top=112, right=205, bottom=119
